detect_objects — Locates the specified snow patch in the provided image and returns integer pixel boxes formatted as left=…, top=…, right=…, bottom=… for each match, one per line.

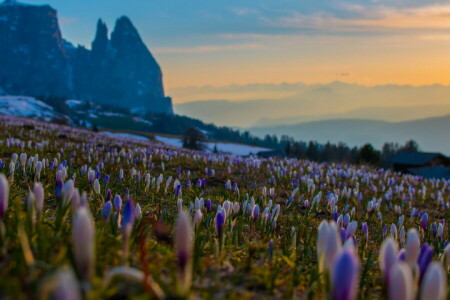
left=100, top=111, right=126, bottom=117
left=101, top=131, right=150, bottom=141
left=154, top=135, right=270, bottom=156
left=65, top=99, right=83, bottom=108
left=155, top=135, right=184, bottom=148
left=133, top=117, right=153, bottom=126
left=0, top=96, right=57, bottom=121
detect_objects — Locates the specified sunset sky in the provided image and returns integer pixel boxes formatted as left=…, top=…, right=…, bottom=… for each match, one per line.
left=26, top=0, right=450, bottom=98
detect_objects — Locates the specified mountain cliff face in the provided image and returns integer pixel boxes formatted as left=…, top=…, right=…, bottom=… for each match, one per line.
left=0, top=0, right=172, bottom=114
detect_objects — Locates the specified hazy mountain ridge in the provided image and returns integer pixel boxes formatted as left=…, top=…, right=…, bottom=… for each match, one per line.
left=174, top=82, right=450, bottom=127
left=249, top=115, right=450, bottom=155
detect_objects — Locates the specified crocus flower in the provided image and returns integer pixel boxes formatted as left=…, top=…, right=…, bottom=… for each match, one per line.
left=215, top=210, right=225, bottom=239
left=33, top=182, right=44, bottom=214
left=417, top=243, right=433, bottom=282
left=61, top=180, right=74, bottom=206
left=135, top=203, right=142, bottom=220
left=174, top=211, right=193, bottom=296
left=88, top=169, right=95, bottom=184
left=331, top=249, right=360, bottom=300
left=379, top=237, right=398, bottom=281
left=421, top=213, right=428, bottom=231
left=19, top=153, right=27, bottom=170
left=388, top=262, right=414, bottom=300
left=101, top=201, right=112, bottom=221
left=114, top=194, right=122, bottom=212
left=121, top=199, right=135, bottom=229
left=437, top=223, right=443, bottom=241
left=193, top=209, right=203, bottom=228
left=323, top=222, right=342, bottom=271
left=93, top=179, right=100, bottom=194
left=205, top=199, right=212, bottom=212
left=362, top=222, right=368, bottom=242
left=390, top=224, right=397, bottom=240
left=0, top=174, right=9, bottom=218
left=72, top=206, right=95, bottom=282
left=105, top=189, right=112, bottom=202
left=405, top=229, right=420, bottom=266
left=420, top=262, right=447, bottom=300
left=345, top=221, right=358, bottom=239
left=399, top=226, right=406, bottom=247
left=444, top=243, right=450, bottom=270
left=35, top=161, right=43, bottom=180
left=252, top=205, right=260, bottom=222
left=49, top=269, right=82, bottom=300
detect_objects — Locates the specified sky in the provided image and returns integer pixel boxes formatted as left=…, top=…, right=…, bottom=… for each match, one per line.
left=24, top=0, right=450, bottom=102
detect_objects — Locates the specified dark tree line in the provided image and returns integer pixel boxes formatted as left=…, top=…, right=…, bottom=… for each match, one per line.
left=39, top=96, right=420, bottom=168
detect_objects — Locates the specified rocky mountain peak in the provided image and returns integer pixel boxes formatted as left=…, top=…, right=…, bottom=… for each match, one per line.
left=0, top=2, right=172, bottom=114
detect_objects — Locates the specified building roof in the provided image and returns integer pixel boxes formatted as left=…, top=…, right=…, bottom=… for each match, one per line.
left=408, top=166, right=450, bottom=180
left=389, top=152, right=447, bottom=166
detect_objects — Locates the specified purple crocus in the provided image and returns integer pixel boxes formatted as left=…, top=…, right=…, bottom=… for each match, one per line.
left=205, top=199, right=212, bottom=212
left=215, top=210, right=225, bottom=239
left=174, top=211, right=193, bottom=295
left=105, top=189, right=112, bottom=202
left=113, top=194, right=122, bottom=212
left=417, top=243, right=433, bottom=282
left=252, top=205, right=260, bottom=222
left=101, top=201, right=112, bottom=221
left=121, top=198, right=135, bottom=229
left=72, top=206, right=95, bottom=282
left=421, top=213, right=428, bottom=231
left=0, top=174, right=9, bottom=218
left=362, top=222, right=369, bottom=242
left=379, top=237, right=398, bottom=282
left=331, top=249, right=360, bottom=300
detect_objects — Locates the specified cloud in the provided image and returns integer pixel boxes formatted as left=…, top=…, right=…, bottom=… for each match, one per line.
left=154, top=43, right=263, bottom=54
left=272, top=4, right=450, bottom=32
left=230, top=7, right=260, bottom=16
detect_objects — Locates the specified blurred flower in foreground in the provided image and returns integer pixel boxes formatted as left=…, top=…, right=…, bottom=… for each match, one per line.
left=420, top=262, right=447, bottom=300
left=388, top=262, right=414, bottom=300
left=174, top=211, right=193, bottom=296
left=0, top=174, right=9, bottom=219
left=72, top=206, right=95, bottom=282
left=331, top=249, right=360, bottom=300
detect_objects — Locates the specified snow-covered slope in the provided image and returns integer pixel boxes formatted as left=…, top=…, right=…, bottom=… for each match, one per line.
left=155, top=135, right=270, bottom=156
left=101, top=131, right=150, bottom=141
left=0, top=96, right=58, bottom=121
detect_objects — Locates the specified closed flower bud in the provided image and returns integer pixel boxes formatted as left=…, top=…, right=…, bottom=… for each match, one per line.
left=101, top=201, right=112, bottom=221
left=121, top=199, right=135, bottom=229
left=174, top=211, right=193, bottom=295
left=93, top=179, right=100, bottom=194
left=0, top=174, right=9, bottom=218
left=215, top=210, right=225, bottom=239
left=405, top=229, right=420, bottom=266
left=388, top=262, right=414, bottom=300
left=114, top=194, right=122, bottom=212
left=379, top=237, right=398, bottom=281
left=331, top=249, right=360, bottom=300
left=135, top=203, right=142, bottom=220
left=33, top=182, right=44, bottom=214
left=72, top=207, right=95, bottom=282
left=420, top=262, right=447, bottom=300
left=62, top=180, right=74, bottom=206
left=193, top=209, right=203, bottom=227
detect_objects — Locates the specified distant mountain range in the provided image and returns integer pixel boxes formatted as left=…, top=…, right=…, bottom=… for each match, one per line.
left=249, top=115, right=450, bottom=155
left=174, top=82, right=450, bottom=127
left=0, top=0, right=172, bottom=114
